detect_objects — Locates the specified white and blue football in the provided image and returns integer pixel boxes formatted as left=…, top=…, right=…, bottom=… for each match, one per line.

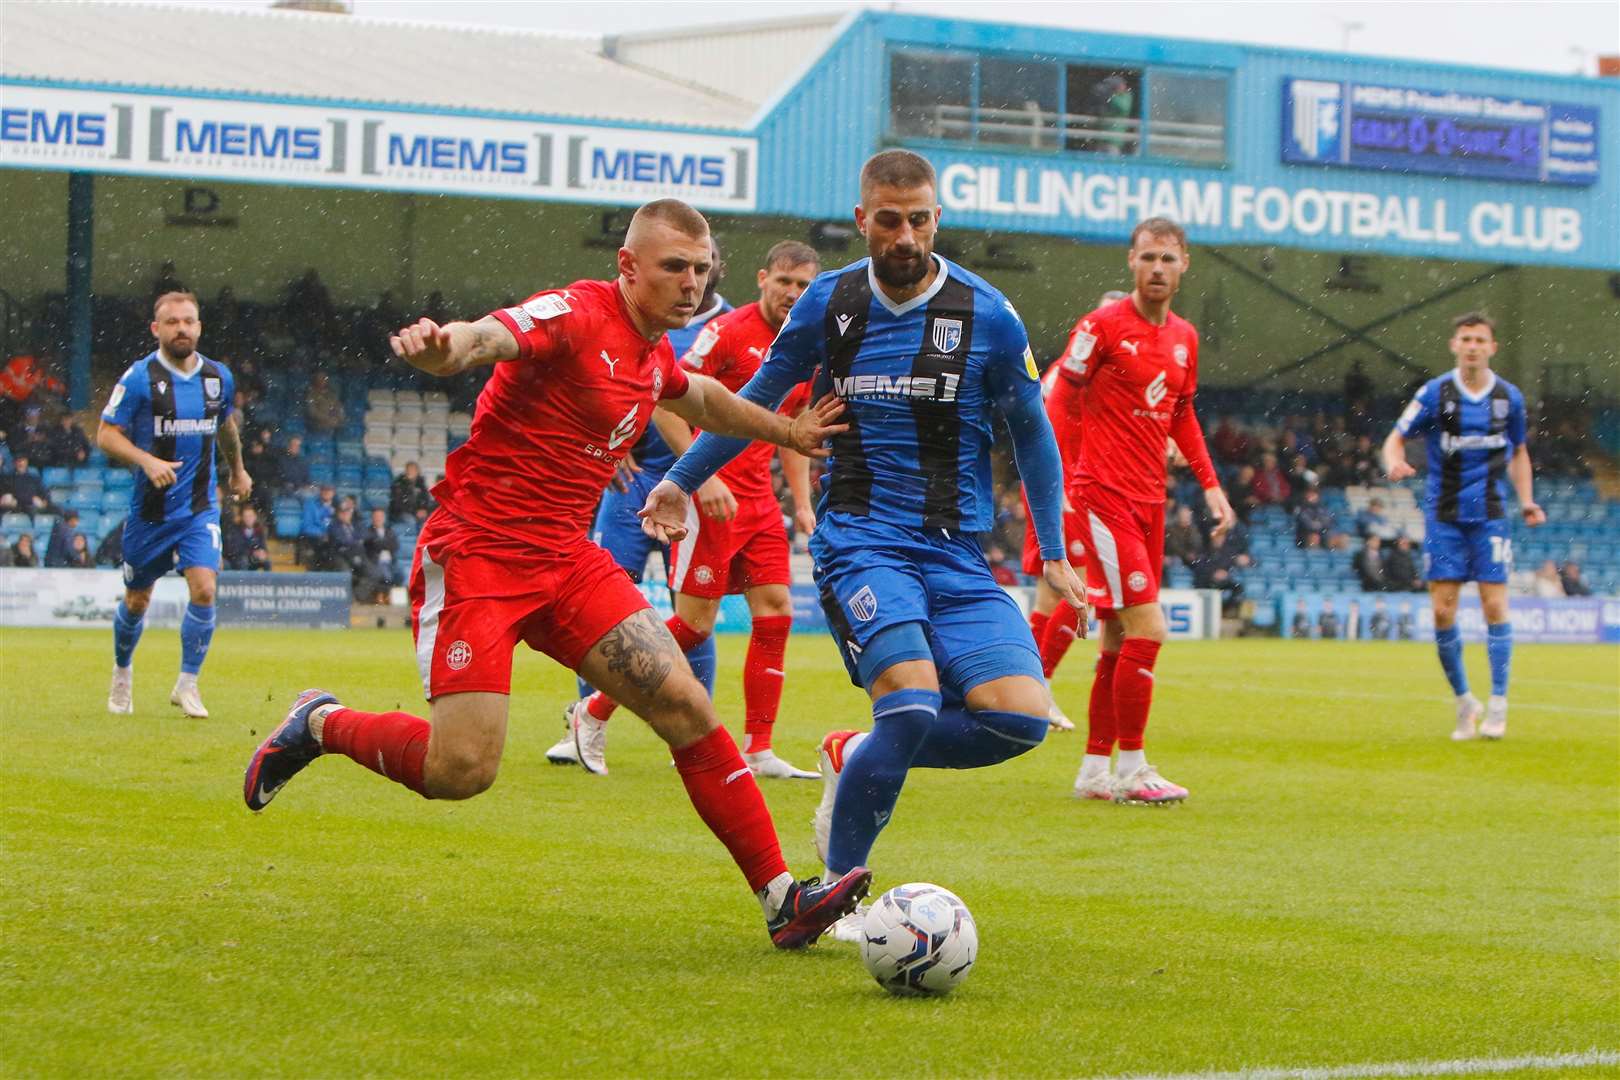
left=859, top=882, right=978, bottom=996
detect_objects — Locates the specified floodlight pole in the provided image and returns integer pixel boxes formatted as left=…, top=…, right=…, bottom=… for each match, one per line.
left=66, top=171, right=94, bottom=412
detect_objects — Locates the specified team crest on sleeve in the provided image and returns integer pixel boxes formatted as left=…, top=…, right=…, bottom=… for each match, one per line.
left=522, top=293, right=572, bottom=321
left=1399, top=398, right=1422, bottom=428
left=1023, top=346, right=1040, bottom=381
left=107, top=384, right=126, bottom=410
left=930, top=318, right=963, bottom=354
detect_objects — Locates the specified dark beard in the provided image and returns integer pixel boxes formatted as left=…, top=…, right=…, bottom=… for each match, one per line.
left=166, top=340, right=195, bottom=361
left=872, top=250, right=929, bottom=288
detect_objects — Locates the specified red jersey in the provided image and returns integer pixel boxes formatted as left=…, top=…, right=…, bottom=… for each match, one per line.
left=1056, top=296, right=1217, bottom=503
left=679, top=301, right=809, bottom=501
left=434, top=278, right=690, bottom=550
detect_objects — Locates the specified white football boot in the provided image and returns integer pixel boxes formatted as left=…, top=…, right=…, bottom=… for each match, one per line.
left=827, top=901, right=871, bottom=945
left=1112, top=763, right=1188, bottom=805
left=108, top=666, right=134, bottom=715
left=744, top=749, right=819, bottom=780
left=813, top=730, right=865, bottom=866
left=170, top=673, right=208, bottom=719
left=1451, top=693, right=1484, bottom=741
left=1073, top=767, right=1114, bottom=801
left=545, top=702, right=585, bottom=767
left=1046, top=698, right=1076, bottom=732
left=570, top=699, right=609, bottom=775
left=1479, top=696, right=1508, bottom=740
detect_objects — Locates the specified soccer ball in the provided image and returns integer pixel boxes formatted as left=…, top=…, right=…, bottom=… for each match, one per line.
left=858, top=883, right=977, bottom=996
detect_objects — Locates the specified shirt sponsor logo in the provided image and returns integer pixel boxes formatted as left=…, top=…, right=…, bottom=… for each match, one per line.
left=606, top=403, right=640, bottom=449
left=1440, top=432, right=1510, bottom=453
left=830, top=372, right=959, bottom=403
left=930, top=317, right=963, bottom=354
left=1144, top=370, right=1168, bottom=408
left=154, top=417, right=220, bottom=436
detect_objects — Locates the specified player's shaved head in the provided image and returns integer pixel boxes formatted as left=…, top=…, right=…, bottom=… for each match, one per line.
left=625, top=199, right=710, bottom=250
left=860, top=150, right=936, bottom=202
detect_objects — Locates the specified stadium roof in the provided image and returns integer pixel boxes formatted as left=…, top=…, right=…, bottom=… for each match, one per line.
left=0, top=0, right=767, bottom=130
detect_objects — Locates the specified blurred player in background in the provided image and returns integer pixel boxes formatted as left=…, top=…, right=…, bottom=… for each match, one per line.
left=546, top=236, right=728, bottom=759
left=1055, top=219, right=1235, bottom=805
left=1381, top=312, right=1542, bottom=740
left=641, top=151, right=1083, bottom=923
left=98, top=290, right=250, bottom=718
left=556, top=241, right=822, bottom=779
left=1021, top=287, right=1128, bottom=731
left=243, top=199, right=870, bottom=949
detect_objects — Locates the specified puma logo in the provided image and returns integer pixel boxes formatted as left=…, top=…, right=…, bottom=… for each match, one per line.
left=746, top=346, right=767, bottom=360
left=599, top=350, right=620, bottom=378
left=1119, top=340, right=1139, bottom=356
left=835, top=314, right=854, bottom=336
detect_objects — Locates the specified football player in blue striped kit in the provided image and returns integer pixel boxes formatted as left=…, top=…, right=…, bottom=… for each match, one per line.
left=1382, top=312, right=1544, bottom=740
left=641, top=150, right=1083, bottom=926
left=97, top=290, right=251, bottom=718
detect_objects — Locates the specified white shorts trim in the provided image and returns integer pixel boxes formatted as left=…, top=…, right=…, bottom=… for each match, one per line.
left=1087, top=510, right=1124, bottom=609
left=668, top=499, right=703, bottom=592
left=415, top=549, right=445, bottom=698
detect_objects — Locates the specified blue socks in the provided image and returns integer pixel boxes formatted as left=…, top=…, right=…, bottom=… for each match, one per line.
left=1434, top=625, right=1468, bottom=696
left=577, top=635, right=717, bottom=699
left=825, top=688, right=940, bottom=876
left=1486, top=622, right=1512, bottom=698
left=912, top=706, right=1047, bottom=769
left=180, top=603, right=216, bottom=676
left=113, top=601, right=145, bottom=668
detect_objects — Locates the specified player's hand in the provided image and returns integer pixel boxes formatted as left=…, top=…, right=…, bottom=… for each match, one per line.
left=230, top=467, right=253, bottom=502
left=1521, top=501, right=1546, bottom=527
left=1204, top=486, right=1238, bottom=545
left=1385, top=458, right=1416, bottom=483
left=639, top=479, right=692, bottom=543
left=390, top=318, right=456, bottom=375
left=786, top=394, right=849, bottom=458
left=793, top=505, right=817, bottom=537
left=697, top=476, right=737, bottom=521
left=141, top=456, right=184, bottom=489
left=1043, top=560, right=1088, bottom=634
left=609, top=453, right=640, bottom=494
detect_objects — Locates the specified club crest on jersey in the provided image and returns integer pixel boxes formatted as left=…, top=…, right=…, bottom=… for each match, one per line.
left=203, top=377, right=221, bottom=399
left=848, top=585, right=879, bottom=622
left=651, top=368, right=664, bottom=396
left=1172, top=344, right=1188, bottom=368
left=930, top=317, right=963, bottom=354
left=1493, top=398, right=1510, bottom=418
left=607, top=403, right=640, bottom=450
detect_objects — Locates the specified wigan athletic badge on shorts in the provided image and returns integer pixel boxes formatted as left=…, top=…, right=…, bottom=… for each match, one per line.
left=931, top=317, right=963, bottom=354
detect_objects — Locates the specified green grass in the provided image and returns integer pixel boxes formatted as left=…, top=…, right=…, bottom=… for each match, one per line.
left=2, top=627, right=1617, bottom=1078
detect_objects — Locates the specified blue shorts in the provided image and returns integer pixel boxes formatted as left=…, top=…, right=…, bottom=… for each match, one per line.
left=810, top=512, right=1042, bottom=696
left=1423, top=516, right=1511, bottom=584
left=591, top=468, right=670, bottom=583
left=123, top=511, right=221, bottom=591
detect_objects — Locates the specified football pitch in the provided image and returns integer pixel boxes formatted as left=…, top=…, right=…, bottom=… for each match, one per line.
left=3, top=627, right=1616, bottom=1079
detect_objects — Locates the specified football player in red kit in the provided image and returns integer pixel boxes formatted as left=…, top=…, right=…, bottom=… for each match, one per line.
left=1050, top=218, right=1235, bottom=805
left=565, top=241, right=823, bottom=779
left=242, top=200, right=871, bottom=948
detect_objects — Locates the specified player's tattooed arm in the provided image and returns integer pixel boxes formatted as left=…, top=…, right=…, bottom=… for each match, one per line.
left=589, top=608, right=677, bottom=702
left=390, top=315, right=517, bottom=375
left=217, top=412, right=253, bottom=500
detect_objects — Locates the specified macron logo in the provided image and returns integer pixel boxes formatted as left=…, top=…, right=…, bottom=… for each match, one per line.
left=835, top=314, right=854, bottom=336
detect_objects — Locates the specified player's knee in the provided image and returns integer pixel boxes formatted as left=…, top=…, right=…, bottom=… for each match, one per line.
left=426, top=748, right=500, bottom=800
left=189, top=583, right=216, bottom=606
left=647, top=672, right=716, bottom=745
left=123, top=590, right=152, bottom=617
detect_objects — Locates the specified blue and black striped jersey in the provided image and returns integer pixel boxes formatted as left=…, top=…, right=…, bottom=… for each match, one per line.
left=102, top=351, right=235, bottom=525
left=1397, top=370, right=1527, bottom=523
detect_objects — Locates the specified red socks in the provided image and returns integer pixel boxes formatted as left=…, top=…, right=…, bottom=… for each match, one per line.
left=1087, top=650, right=1120, bottom=757
left=588, top=614, right=712, bottom=722
left=321, top=707, right=431, bottom=796
left=1040, top=601, right=1082, bottom=678
left=1113, top=638, right=1161, bottom=752
left=742, top=615, right=791, bottom=753
left=1028, top=610, right=1050, bottom=649
left=671, top=726, right=789, bottom=892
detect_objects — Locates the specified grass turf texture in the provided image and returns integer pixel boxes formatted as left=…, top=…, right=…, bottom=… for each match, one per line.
left=2, top=627, right=1616, bottom=1079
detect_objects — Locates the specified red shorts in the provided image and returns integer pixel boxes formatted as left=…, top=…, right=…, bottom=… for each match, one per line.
left=408, top=510, right=651, bottom=699
left=669, top=493, right=792, bottom=599
left=1020, top=491, right=1088, bottom=578
left=1075, top=481, right=1165, bottom=616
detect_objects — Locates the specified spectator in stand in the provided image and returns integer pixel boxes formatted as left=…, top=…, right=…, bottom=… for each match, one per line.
left=299, top=483, right=337, bottom=568
left=362, top=506, right=401, bottom=598
left=1347, top=434, right=1382, bottom=486
left=388, top=460, right=432, bottom=523
left=305, top=371, right=346, bottom=436
left=1318, top=598, right=1342, bottom=639
left=1532, top=559, right=1565, bottom=598
left=1192, top=530, right=1250, bottom=612
left=1164, top=504, right=1204, bottom=568
left=45, top=413, right=91, bottom=468
left=224, top=505, right=273, bottom=572
left=1343, top=359, right=1374, bottom=426
left=45, top=509, right=81, bottom=567
left=1231, top=464, right=1257, bottom=520
left=1280, top=424, right=1317, bottom=467
left=1384, top=534, right=1422, bottom=592
left=0, top=455, right=52, bottom=513
left=1559, top=561, right=1591, bottom=597
left=65, top=533, right=94, bottom=568
left=327, top=500, right=369, bottom=599
left=278, top=434, right=312, bottom=496
left=10, top=404, right=51, bottom=463
left=1355, top=497, right=1397, bottom=540
left=1317, top=415, right=1354, bottom=483
left=11, top=532, right=38, bottom=567
left=1248, top=451, right=1291, bottom=507
left=983, top=544, right=1019, bottom=587
left=1284, top=454, right=1318, bottom=508
left=1211, top=416, right=1249, bottom=465
left=242, top=438, right=277, bottom=520
left=95, top=516, right=125, bottom=567
left=1354, top=534, right=1388, bottom=592
left=1294, top=486, right=1336, bottom=548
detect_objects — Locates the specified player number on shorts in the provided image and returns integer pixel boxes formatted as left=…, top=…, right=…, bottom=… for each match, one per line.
left=1489, top=535, right=1511, bottom=565
left=208, top=523, right=221, bottom=551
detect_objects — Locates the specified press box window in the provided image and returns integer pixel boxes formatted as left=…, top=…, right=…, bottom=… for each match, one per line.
left=977, top=57, right=1061, bottom=150
left=1146, top=70, right=1227, bottom=162
left=1064, top=65, right=1141, bottom=155
left=890, top=50, right=975, bottom=140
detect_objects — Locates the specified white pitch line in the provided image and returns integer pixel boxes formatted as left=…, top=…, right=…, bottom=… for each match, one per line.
left=1155, top=677, right=1620, bottom=718
left=1112, top=1047, right=1620, bottom=1079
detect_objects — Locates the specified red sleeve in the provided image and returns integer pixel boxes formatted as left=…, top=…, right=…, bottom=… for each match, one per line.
left=659, top=351, right=691, bottom=400
left=779, top=381, right=812, bottom=415
left=1055, top=310, right=1108, bottom=388
left=1169, top=334, right=1218, bottom=489
left=489, top=291, right=575, bottom=363
left=1044, top=370, right=1084, bottom=469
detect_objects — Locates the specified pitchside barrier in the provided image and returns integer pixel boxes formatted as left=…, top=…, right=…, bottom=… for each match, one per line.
left=0, top=568, right=352, bottom=629
left=1271, top=589, right=1620, bottom=644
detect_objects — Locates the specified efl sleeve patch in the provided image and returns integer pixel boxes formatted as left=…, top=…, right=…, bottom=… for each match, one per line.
left=1061, top=330, right=1097, bottom=375
left=1396, top=397, right=1423, bottom=434
left=521, top=293, right=572, bottom=321
left=1023, top=346, right=1040, bottom=381
left=682, top=321, right=721, bottom=370
left=106, top=383, right=126, bottom=412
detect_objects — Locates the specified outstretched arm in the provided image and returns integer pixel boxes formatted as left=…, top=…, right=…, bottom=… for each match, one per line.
left=658, top=373, right=844, bottom=457
left=389, top=315, right=518, bottom=377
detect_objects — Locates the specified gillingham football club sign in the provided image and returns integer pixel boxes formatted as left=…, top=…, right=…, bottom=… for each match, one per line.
left=0, top=83, right=758, bottom=211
